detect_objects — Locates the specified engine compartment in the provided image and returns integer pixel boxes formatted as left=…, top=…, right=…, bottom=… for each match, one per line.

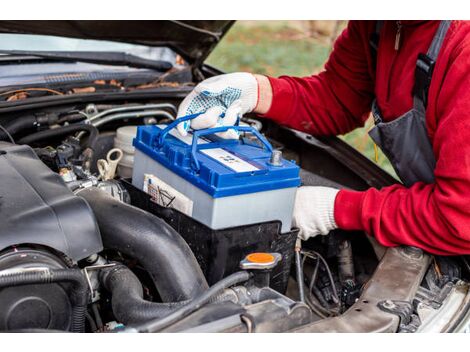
left=0, top=100, right=468, bottom=333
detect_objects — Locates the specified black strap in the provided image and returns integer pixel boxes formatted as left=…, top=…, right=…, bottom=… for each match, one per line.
left=369, top=20, right=384, bottom=69
left=370, top=21, right=451, bottom=113
left=413, top=20, right=451, bottom=109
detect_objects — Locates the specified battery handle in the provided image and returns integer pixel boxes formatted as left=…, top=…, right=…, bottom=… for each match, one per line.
left=191, top=125, right=273, bottom=172
left=155, top=113, right=274, bottom=173
left=156, top=112, right=204, bottom=147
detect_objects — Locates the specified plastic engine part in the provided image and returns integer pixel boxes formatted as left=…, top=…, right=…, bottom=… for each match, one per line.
left=0, top=142, right=103, bottom=261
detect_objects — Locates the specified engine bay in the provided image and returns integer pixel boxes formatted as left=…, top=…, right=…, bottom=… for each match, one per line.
left=0, top=101, right=468, bottom=333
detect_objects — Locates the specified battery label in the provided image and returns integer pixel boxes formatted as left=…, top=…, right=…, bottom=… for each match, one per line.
left=201, top=148, right=259, bottom=173
left=143, top=173, right=194, bottom=216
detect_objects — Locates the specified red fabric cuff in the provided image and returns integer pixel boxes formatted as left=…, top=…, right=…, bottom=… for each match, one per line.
left=259, top=76, right=294, bottom=123
left=334, top=189, right=366, bottom=231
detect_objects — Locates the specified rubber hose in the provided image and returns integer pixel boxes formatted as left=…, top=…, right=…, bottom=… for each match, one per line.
left=133, top=271, right=251, bottom=333
left=86, top=312, right=97, bottom=332
left=100, top=265, right=189, bottom=325
left=91, top=303, right=103, bottom=330
left=0, top=115, right=37, bottom=140
left=0, top=269, right=88, bottom=332
left=18, top=123, right=98, bottom=150
left=78, top=187, right=208, bottom=302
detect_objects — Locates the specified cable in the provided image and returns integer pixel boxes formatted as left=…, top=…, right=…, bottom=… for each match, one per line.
left=132, top=271, right=251, bottom=333
left=301, top=249, right=341, bottom=316
left=305, top=292, right=329, bottom=318
left=309, top=257, right=321, bottom=294
left=0, top=87, right=64, bottom=97
left=295, top=250, right=306, bottom=303
left=294, top=240, right=306, bottom=303
left=87, top=103, right=177, bottom=123
left=302, top=249, right=340, bottom=305
left=0, top=124, right=15, bottom=143
left=300, top=254, right=331, bottom=317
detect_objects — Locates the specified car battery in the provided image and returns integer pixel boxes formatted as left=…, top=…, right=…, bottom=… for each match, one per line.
left=132, top=114, right=300, bottom=233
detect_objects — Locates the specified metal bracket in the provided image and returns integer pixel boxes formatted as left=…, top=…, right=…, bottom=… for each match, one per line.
left=377, top=299, right=421, bottom=333
left=83, top=263, right=116, bottom=302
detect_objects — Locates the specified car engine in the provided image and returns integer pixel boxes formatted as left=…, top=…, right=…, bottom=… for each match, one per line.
left=0, top=101, right=467, bottom=333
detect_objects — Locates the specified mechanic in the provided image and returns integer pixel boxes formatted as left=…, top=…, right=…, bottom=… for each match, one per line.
left=177, top=21, right=470, bottom=255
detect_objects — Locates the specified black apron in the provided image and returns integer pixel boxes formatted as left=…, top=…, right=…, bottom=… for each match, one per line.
left=368, top=21, right=451, bottom=187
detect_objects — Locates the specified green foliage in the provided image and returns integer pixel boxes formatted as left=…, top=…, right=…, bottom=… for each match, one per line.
left=207, top=22, right=397, bottom=179
left=207, top=22, right=330, bottom=77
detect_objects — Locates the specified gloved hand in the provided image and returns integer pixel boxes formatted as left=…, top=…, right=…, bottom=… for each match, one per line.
left=176, top=72, right=258, bottom=139
left=293, top=186, right=340, bottom=241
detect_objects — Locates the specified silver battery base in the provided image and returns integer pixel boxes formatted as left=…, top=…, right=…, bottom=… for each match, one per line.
left=132, top=149, right=297, bottom=232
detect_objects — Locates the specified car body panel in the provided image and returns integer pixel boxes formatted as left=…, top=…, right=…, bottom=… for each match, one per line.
left=0, top=21, right=234, bottom=64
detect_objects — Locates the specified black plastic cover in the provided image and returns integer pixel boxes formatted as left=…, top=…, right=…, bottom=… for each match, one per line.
left=0, top=142, right=102, bottom=261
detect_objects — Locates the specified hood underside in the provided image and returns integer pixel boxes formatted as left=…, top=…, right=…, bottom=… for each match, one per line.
left=0, top=20, right=234, bottom=64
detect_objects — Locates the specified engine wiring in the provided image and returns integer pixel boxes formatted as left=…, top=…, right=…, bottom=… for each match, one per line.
left=301, top=249, right=341, bottom=317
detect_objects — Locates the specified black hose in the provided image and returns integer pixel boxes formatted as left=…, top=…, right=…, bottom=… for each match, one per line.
left=0, top=115, right=37, bottom=141
left=78, top=187, right=208, bottom=302
left=91, top=303, right=103, bottom=330
left=309, top=258, right=320, bottom=293
left=0, top=268, right=88, bottom=332
left=0, top=124, right=14, bottom=143
left=100, top=264, right=190, bottom=325
left=18, top=123, right=98, bottom=150
left=85, top=312, right=97, bottom=332
left=133, top=271, right=252, bottom=333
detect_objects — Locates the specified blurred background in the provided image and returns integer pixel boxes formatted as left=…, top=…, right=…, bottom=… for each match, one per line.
left=207, top=20, right=396, bottom=177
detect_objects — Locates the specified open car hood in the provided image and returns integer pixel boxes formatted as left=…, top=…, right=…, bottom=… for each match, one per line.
left=0, top=20, right=234, bottom=64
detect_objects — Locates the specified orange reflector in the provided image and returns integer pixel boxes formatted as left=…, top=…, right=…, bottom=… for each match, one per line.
left=246, top=253, right=274, bottom=264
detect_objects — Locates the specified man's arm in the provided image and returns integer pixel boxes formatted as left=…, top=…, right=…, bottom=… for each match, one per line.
left=176, top=21, right=375, bottom=138
left=257, top=21, right=376, bottom=136
left=335, top=39, right=470, bottom=255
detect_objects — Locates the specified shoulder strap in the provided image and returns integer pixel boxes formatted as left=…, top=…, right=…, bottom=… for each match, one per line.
left=413, top=20, right=451, bottom=109
left=369, top=20, right=384, bottom=68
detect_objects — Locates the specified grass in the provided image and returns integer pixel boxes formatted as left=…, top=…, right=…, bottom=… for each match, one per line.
left=207, top=21, right=397, bottom=178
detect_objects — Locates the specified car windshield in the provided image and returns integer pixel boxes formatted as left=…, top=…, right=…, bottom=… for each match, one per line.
left=0, top=33, right=178, bottom=64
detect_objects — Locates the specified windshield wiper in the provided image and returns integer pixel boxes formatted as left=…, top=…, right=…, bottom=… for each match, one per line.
left=0, top=50, right=173, bottom=71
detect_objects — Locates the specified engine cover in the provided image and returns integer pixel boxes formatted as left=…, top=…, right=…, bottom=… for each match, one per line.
left=0, top=142, right=103, bottom=261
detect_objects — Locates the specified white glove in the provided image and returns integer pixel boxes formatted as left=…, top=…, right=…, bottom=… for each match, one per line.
left=176, top=72, right=258, bottom=139
left=293, top=186, right=340, bottom=241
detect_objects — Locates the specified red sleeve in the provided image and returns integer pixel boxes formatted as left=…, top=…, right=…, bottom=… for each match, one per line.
left=262, top=21, right=375, bottom=136
left=335, top=38, right=470, bottom=255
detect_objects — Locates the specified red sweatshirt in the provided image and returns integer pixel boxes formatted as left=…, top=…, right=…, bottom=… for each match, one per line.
left=264, top=20, right=470, bottom=255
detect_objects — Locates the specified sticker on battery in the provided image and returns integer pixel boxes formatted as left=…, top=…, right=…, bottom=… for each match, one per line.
left=143, top=173, right=194, bottom=216
left=201, top=148, right=260, bottom=173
